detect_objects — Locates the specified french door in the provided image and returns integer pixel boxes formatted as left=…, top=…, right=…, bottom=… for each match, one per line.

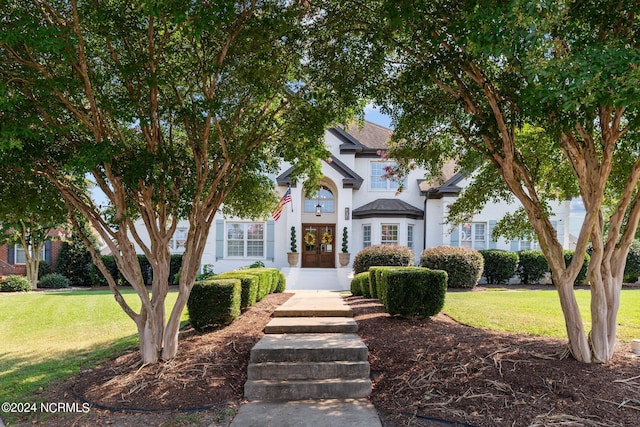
left=301, top=224, right=335, bottom=268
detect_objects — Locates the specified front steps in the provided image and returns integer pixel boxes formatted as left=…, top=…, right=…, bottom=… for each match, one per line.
left=244, top=292, right=372, bottom=402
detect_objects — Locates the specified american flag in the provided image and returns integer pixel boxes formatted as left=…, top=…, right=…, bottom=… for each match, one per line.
left=272, top=188, right=292, bottom=221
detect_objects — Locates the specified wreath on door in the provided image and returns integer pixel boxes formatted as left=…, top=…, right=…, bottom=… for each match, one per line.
left=304, top=231, right=316, bottom=246
left=321, top=231, right=333, bottom=245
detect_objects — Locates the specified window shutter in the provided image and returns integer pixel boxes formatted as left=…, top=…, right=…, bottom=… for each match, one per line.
left=266, top=220, right=275, bottom=261
left=7, top=244, right=14, bottom=264
left=215, top=220, right=224, bottom=260
left=489, top=220, right=497, bottom=249
left=450, top=225, right=459, bottom=246
left=45, top=240, right=53, bottom=264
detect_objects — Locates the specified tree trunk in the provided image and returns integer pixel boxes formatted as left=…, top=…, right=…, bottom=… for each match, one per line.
left=25, top=256, right=39, bottom=289
left=554, top=276, right=592, bottom=362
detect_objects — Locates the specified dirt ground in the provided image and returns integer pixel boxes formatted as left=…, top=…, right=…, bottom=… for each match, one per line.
left=10, top=289, right=640, bottom=427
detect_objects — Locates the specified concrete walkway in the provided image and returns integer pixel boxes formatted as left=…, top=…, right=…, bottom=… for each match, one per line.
left=230, top=290, right=381, bottom=427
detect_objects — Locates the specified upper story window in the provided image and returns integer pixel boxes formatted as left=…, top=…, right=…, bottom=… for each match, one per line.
left=460, top=222, right=487, bottom=250
left=370, top=161, right=405, bottom=191
left=304, top=188, right=335, bottom=214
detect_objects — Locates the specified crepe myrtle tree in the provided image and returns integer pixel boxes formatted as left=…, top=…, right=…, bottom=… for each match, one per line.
left=357, top=0, right=640, bottom=362
left=0, top=168, right=69, bottom=288
left=0, top=0, right=370, bottom=363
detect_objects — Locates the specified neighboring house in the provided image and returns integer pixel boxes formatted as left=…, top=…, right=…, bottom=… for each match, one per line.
left=133, top=120, right=572, bottom=273
left=0, top=239, right=63, bottom=277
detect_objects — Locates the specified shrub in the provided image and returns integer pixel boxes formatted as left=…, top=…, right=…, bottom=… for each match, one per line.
left=517, top=250, right=549, bottom=285
left=420, top=246, right=483, bottom=289
left=275, top=271, right=287, bottom=293
left=563, top=250, right=590, bottom=285
left=56, top=238, right=93, bottom=286
left=352, top=272, right=371, bottom=297
left=187, top=279, right=241, bottom=332
left=38, top=273, right=70, bottom=289
left=89, top=255, right=121, bottom=287
left=90, top=254, right=183, bottom=287
left=383, top=268, right=448, bottom=317
left=232, top=268, right=278, bottom=300
left=624, top=240, right=640, bottom=283
left=479, top=250, right=519, bottom=284
left=215, top=272, right=259, bottom=308
left=38, top=260, right=52, bottom=279
left=0, top=275, right=31, bottom=292
left=368, top=266, right=396, bottom=300
left=196, top=264, right=216, bottom=281
left=353, top=244, right=414, bottom=275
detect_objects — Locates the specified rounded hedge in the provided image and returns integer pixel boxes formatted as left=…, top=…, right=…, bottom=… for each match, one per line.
left=0, top=275, right=31, bottom=292
left=479, top=250, right=519, bottom=284
left=517, top=250, right=549, bottom=285
left=420, top=246, right=483, bottom=289
left=38, top=273, right=70, bottom=289
left=353, top=244, right=414, bottom=275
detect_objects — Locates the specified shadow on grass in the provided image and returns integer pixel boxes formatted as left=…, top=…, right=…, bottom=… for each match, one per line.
left=0, top=334, right=138, bottom=403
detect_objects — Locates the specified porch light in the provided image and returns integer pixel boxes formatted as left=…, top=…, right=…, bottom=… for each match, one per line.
left=315, top=203, right=322, bottom=216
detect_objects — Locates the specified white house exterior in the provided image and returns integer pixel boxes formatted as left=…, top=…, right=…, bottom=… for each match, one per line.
left=134, top=121, right=572, bottom=275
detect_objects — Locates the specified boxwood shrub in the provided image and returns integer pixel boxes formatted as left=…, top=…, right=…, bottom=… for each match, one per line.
left=479, top=250, right=519, bottom=284
left=351, top=272, right=371, bottom=297
left=0, top=275, right=31, bottom=292
left=368, top=266, right=397, bottom=300
left=624, top=240, right=640, bottom=283
left=275, top=271, right=287, bottom=293
left=420, top=246, right=483, bottom=289
left=563, top=250, right=590, bottom=285
left=376, top=266, right=426, bottom=308
left=38, top=273, right=70, bottom=289
left=214, top=272, right=259, bottom=309
left=89, top=254, right=183, bottom=287
left=352, top=244, right=414, bottom=275
left=517, top=250, right=549, bottom=284
left=383, top=268, right=448, bottom=317
left=187, top=279, right=241, bottom=332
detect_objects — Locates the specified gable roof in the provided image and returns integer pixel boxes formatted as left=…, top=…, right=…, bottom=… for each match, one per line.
left=276, top=155, right=363, bottom=189
left=352, top=198, right=424, bottom=219
left=330, top=120, right=393, bottom=157
left=420, top=172, right=465, bottom=199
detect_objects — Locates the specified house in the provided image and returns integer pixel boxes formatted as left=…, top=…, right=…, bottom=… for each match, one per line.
left=0, top=239, right=64, bottom=277
left=134, top=120, right=572, bottom=278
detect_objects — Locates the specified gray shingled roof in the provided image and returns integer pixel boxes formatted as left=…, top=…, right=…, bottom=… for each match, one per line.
left=352, top=198, right=424, bottom=219
left=339, top=120, right=392, bottom=150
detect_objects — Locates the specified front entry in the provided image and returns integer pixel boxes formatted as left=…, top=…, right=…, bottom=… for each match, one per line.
left=301, top=224, right=336, bottom=268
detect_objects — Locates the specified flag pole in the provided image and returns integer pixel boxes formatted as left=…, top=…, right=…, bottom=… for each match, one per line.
left=289, top=184, right=293, bottom=212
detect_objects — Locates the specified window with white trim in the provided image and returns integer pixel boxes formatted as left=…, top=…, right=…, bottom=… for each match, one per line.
left=381, top=224, right=399, bottom=245
left=407, top=225, right=414, bottom=251
left=363, top=224, right=371, bottom=248
left=14, top=244, right=46, bottom=265
left=169, top=228, right=188, bottom=253
left=519, top=239, right=540, bottom=251
left=370, top=161, right=405, bottom=191
left=460, top=223, right=487, bottom=250
left=226, top=222, right=265, bottom=258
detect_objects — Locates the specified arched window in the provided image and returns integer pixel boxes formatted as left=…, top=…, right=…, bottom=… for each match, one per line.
left=304, top=188, right=335, bottom=214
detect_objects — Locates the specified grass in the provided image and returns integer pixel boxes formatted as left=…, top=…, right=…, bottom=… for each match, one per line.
left=444, top=287, right=640, bottom=341
left=0, top=289, right=188, bottom=403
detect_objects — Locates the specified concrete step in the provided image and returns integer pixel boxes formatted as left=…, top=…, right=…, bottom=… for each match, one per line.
left=230, top=399, right=382, bottom=427
left=264, top=317, right=358, bottom=334
left=273, top=293, right=353, bottom=318
left=250, top=334, right=368, bottom=363
left=244, top=378, right=372, bottom=401
left=248, top=361, right=370, bottom=381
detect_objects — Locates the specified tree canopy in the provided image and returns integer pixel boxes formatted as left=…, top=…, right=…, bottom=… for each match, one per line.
left=0, top=0, right=368, bottom=362
left=349, top=0, right=640, bottom=362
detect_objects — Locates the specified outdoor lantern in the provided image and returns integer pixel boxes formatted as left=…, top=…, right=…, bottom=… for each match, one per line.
left=315, top=203, right=322, bottom=216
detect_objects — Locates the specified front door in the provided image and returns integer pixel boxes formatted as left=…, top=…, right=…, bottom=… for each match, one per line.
left=301, top=224, right=335, bottom=268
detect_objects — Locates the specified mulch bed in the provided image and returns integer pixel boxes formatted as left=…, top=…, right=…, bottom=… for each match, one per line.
left=348, top=295, right=640, bottom=427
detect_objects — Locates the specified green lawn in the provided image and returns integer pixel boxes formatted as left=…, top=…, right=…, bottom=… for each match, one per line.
left=0, top=289, right=187, bottom=403
left=444, top=287, right=640, bottom=341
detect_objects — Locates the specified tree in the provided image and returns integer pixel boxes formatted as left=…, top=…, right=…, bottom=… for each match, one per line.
left=1, top=1, right=363, bottom=363
left=56, top=216, right=99, bottom=287
left=351, top=0, right=640, bottom=362
left=0, top=167, right=68, bottom=288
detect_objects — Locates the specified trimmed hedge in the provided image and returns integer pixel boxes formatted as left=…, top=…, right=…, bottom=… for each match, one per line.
left=90, top=254, right=183, bottom=287
left=353, top=244, right=414, bottom=275
left=0, top=275, right=31, bottom=292
left=368, top=266, right=396, bottom=300
left=517, top=250, right=549, bottom=284
left=382, top=268, right=448, bottom=317
left=420, top=246, right=483, bottom=289
left=275, top=271, right=287, bottom=293
left=624, top=240, right=640, bottom=283
left=38, top=273, right=70, bottom=289
left=237, top=268, right=274, bottom=301
left=350, top=272, right=368, bottom=296
left=187, top=279, right=241, bottom=332
left=214, top=272, right=259, bottom=309
left=479, top=250, right=519, bottom=284
left=563, top=250, right=590, bottom=285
